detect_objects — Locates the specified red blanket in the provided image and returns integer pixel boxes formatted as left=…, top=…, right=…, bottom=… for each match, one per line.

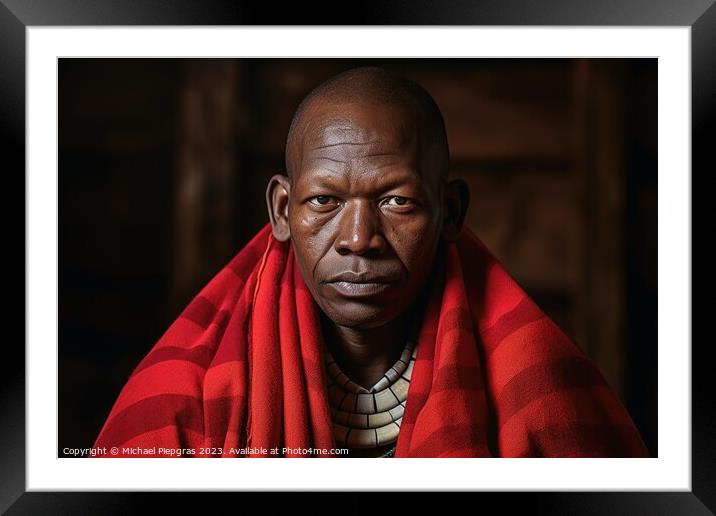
left=94, top=224, right=649, bottom=457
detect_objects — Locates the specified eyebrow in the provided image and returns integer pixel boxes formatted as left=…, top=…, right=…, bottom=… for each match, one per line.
left=299, top=169, right=424, bottom=195
left=297, top=170, right=346, bottom=190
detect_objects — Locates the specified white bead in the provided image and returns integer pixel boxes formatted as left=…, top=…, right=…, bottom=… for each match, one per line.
left=355, top=393, right=376, bottom=414
left=388, top=403, right=404, bottom=422
left=391, top=377, right=410, bottom=401
left=384, top=367, right=400, bottom=383
left=348, top=428, right=378, bottom=448
left=368, top=411, right=394, bottom=428
left=376, top=422, right=400, bottom=446
left=371, top=376, right=390, bottom=392
left=374, top=388, right=401, bottom=412
left=403, top=359, right=415, bottom=380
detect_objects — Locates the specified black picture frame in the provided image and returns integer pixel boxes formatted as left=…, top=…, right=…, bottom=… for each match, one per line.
left=3, top=1, right=712, bottom=513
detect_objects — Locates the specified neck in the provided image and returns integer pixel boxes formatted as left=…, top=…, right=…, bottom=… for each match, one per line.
left=322, top=313, right=411, bottom=390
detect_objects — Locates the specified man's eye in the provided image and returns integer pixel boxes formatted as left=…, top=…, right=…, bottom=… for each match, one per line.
left=308, top=196, right=337, bottom=206
left=382, top=196, right=413, bottom=207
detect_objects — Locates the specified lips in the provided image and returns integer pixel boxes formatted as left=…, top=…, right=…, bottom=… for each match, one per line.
left=322, top=270, right=400, bottom=298
left=324, top=271, right=399, bottom=283
left=326, top=281, right=392, bottom=297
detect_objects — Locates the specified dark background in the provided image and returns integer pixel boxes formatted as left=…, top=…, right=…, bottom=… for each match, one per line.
left=58, top=58, right=657, bottom=457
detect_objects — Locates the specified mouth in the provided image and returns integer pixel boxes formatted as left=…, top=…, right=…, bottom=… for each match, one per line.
left=324, top=280, right=393, bottom=297
left=321, top=271, right=399, bottom=298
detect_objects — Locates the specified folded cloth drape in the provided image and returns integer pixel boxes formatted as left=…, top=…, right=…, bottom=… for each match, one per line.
left=94, top=224, right=649, bottom=457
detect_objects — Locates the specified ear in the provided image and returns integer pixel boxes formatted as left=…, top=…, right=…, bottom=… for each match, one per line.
left=266, top=174, right=292, bottom=242
left=441, top=178, right=470, bottom=242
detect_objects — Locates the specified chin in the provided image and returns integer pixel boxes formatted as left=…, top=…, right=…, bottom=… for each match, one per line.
left=320, top=301, right=404, bottom=330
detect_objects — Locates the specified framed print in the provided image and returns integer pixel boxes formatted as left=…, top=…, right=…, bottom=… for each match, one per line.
left=3, top=0, right=712, bottom=513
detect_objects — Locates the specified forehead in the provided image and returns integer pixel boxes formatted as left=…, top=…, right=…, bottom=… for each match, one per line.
left=301, top=101, right=416, bottom=147
left=294, top=101, right=422, bottom=183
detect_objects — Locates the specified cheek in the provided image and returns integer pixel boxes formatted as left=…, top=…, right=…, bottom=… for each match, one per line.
left=294, top=208, right=322, bottom=237
left=293, top=202, right=339, bottom=238
left=387, top=215, right=439, bottom=271
left=291, top=208, right=335, bottom=275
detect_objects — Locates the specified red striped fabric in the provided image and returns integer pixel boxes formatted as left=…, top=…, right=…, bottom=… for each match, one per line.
left=93, top=224, right=649, bottom=457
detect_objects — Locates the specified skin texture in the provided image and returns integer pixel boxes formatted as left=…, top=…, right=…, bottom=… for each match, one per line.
left=266, top=69, right=469, bottom=455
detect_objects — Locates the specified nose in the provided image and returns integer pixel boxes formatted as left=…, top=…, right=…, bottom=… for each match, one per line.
left=334, top=199, right=386, bottom=256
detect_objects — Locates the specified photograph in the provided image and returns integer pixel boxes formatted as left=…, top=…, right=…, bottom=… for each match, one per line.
left=58, top=58, right=656, bottom=459
left=6, top=6, right=707, bottom=511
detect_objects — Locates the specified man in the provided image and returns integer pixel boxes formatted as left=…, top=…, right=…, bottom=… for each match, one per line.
left=94, top=67, right=649, bottom=458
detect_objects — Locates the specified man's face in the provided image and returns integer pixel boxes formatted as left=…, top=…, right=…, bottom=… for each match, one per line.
left=288, top=101, right=444, bottom=329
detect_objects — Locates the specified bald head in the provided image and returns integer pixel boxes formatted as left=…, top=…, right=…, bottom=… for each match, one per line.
left=284, top=67, right=450, bottom=186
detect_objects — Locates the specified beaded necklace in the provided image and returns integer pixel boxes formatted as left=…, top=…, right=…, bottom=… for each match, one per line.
left=325, top=339, right=418, bottom=454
